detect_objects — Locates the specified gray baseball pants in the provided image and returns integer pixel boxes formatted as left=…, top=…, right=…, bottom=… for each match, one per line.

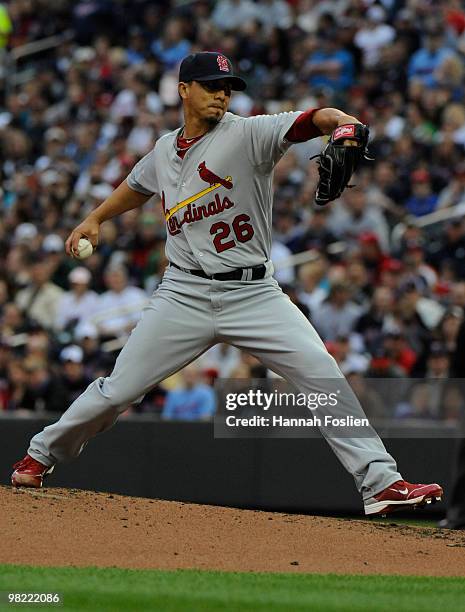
left=29, top=265, right=401, bottom=499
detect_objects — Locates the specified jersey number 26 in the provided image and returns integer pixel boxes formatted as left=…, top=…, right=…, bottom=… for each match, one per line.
left=210, top=214, right=255, bottom=253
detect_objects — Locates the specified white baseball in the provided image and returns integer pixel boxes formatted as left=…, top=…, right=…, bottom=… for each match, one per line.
left=75, top=238, right=93, bottom=259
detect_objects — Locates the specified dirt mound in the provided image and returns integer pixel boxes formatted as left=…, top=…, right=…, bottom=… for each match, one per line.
left=2, top=486, right=465, bottom=576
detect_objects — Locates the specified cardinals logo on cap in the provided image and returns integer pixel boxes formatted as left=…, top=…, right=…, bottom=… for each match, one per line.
left=217, top=55, right=230, bottom=72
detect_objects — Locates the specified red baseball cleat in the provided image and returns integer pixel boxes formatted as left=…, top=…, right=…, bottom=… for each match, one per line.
left=364, top=480, right=443, bottom=516
left=11, top=455, right=54, bottom=488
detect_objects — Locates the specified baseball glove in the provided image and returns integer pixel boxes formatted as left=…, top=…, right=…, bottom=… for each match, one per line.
left=312, top=123, right=372, bottom=206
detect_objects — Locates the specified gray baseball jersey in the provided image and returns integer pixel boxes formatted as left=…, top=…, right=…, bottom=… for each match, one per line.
left=126, top=111, right=301, bottom=274
left=27, top=110, right=402, bottom=502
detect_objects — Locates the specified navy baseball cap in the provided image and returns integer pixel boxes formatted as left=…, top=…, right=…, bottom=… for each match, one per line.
left=179, top=52, right=246, bottom=91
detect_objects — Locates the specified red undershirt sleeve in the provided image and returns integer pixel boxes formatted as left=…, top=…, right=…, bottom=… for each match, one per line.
left=284, top=108, right=324, bottom=143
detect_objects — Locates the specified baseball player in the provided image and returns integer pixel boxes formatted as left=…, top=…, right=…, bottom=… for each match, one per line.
left=12, top=52, right=443, bottom=516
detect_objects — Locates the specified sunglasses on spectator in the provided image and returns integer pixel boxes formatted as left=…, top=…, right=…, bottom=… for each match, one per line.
left=196, top=80, right=232, bottom=95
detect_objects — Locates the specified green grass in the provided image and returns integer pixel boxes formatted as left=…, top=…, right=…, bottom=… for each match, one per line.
left=1, top=565, right=465, bottom=612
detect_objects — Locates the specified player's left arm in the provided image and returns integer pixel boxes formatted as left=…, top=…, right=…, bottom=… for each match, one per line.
left=285, top=108, right=362, bottom=143
left=312, top=108, right=362, bottom=135
left=243, top=108, right=364, bottom=168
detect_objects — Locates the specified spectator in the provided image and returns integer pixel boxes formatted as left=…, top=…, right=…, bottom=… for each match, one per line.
left=413, top=306, right=463, bottom=377
left=58, top=345, right=92, bottom=405
left=297, top=253, right=330, bottom=313
left=327, top=187, right=389, bottom=252
left=55, top=267, right=99, bottom=332
left=395, top=382, right=438, bottom=420
left=354, top=5, right=395, bottom=68
left=24, top=330, right=52, bottom=366
left=440, top=103, right=465, bottom=147
left=438, top=307, right=464, bottom=354
left=21, top=360, right=69, bottom=414
left=15, top=254, right=64, bottom=331
left=450, top=281, right=465, bottom=310
left=381, top=330, right=417, bottom=376
left=395, top=279, right=443, bottom=351
left=306, top=30, right=355, bottom=93
left=0, top=303, right=31, bottom=341
left=356, top=232, right=389, bottom=285
left=408, top=29, right=454, bottom=88
left=345, top=369, right=389, bottom=420
left=199, top=343, right=242, bottom=378
left=402, top=241, right=437, bottom=290
left=212, top=0, right=260, bottom=31
left=405, top=169, right=439, bottom=217
left=346, top=259, right=371, bottom=308
left=428, top=219, right=465, bottom=281
left=5, top=359, right=29, bottom=412
left=366, top=161, right=408, bottom=218
left=378, top=258, right=404, bottom=294
left=151, top=18, right=191, bottom=69
left=256, top=0, right=292, bottom=33
left=162, top=364, right=216, bottom=421
left=74, top=322, right=110, bottom=379
left=397, top=360, right=460, bottom=422
left=355, top=286, right=395, bottom=354
left=437, top=162, right=465, bottom=209
left=126, top=27, right=148, bottom=66
left=90, top=264, right=148, bottom=339
left=425, top=342, right=451, bottom=379
left=292, top=208, right=337, bottom=254
left=312, top=281, right=362, bottom=341
left=296, top=255, right=330, bottom=314
left=328, top=334, right=369, bottom=375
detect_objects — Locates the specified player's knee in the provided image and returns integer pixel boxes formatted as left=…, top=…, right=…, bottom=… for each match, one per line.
left=95, top=376, right=142, bottom=408
left=313, top=346, right=344, bottom=378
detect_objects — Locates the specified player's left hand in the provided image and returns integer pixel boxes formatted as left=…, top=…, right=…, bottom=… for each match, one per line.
left=312, top=123, right=372, bottom=206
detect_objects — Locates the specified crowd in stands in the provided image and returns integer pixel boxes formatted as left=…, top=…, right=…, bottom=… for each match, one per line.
left=1, top=0, right=465, bottom=422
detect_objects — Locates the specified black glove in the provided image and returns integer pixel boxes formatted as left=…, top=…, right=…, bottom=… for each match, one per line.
left=312, top=123, right=372, bottom=206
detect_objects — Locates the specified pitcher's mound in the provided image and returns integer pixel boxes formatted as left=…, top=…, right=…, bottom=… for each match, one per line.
left=2, top=486, right=464, bottom=576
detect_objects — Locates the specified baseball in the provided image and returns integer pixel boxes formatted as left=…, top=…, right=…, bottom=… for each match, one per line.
left=75, top=238, right=93, bottom=259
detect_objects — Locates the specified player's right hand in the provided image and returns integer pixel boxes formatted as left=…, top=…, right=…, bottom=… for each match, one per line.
left=65, top=215, right=100, bottom=257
